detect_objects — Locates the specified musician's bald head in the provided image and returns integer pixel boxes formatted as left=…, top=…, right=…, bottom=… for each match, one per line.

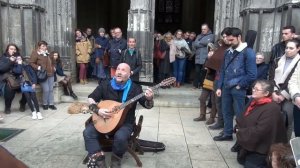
left=115, top=63, right=131, bottom=83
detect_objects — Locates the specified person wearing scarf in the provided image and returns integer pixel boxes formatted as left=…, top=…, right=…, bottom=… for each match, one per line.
left=235, top=80, right=287, bottom=167
left=83, top=63, right=154, bottom=168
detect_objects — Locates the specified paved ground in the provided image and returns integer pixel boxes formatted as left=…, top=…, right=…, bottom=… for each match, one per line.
left=0, top=84, right=242, bottom=168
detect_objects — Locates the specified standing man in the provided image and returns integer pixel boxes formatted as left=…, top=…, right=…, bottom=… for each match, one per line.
left=121, top=38, right=142, bottom=82
left=108, top=27, right=127, bottom=77
left=192, top=24, right=215, bottom=89
left=213, top=27, right=257, bottom=141
left=85, top=28, right=96, bottom=79
left=184, top=31, right=195, bottom=84
left=269, top=26, right=296, bottom=80
left=83, top=63, right=154, bottom=168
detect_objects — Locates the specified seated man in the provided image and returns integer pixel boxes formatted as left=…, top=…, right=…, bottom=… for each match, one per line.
left=83, top=63, right=154, bottom=168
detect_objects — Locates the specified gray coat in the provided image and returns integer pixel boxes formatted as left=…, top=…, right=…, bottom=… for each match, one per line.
left=193, top=31, right=214, bottom=65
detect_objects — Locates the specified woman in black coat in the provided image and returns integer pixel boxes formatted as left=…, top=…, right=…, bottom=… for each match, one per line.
left=0, top=44, right=26, bottom=114
left=236, top=80, right=287, bottom=167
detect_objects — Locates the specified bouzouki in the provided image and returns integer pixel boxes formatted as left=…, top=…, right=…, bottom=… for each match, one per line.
left=91, top=77, right=176, bottom=134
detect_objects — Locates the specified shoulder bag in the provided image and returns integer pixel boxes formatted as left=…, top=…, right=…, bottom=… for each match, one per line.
left=6, top=74, right=20, bottom=90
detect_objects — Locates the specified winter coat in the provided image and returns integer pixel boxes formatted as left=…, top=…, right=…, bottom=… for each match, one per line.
left=29, top=50, right=55, bottom=77
left=108, top=38, right=127, bottom=68
left=76, top=40, right=92, bottom=63
left=121, top=49, right=142, bottom=82
left=217, top=43, right=257, bottom=89
left=237, top=101, right=287, bottom=155
left=95, top=36, right=109, bottom=59
left=192, top=31, right=215, bottom=65
left=272, top=54, right=300, bottom=100
left=288, top=61, right=300, bottom=102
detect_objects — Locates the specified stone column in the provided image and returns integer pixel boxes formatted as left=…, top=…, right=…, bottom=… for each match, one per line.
left=41, top=0, right=76, bottom=77
left=127, top=0, right=154, bottom=82
left=239, top=0, right=300, bottom=62
left=214, top=0, right=241, bottom=37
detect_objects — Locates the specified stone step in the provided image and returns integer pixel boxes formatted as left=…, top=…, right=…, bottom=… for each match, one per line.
left=61, top=82, right=201, bottom=108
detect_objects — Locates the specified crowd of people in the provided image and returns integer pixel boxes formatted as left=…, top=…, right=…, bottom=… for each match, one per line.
left=0, top=41, right=78, bottom=120
left=0, top=24, right=300, bottom=167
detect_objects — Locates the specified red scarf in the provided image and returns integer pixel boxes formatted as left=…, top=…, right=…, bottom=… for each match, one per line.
left=244, top=97, right=273, bottom=116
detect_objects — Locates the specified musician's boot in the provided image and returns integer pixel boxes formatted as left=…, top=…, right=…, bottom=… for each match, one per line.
left=87, top=153, right=107, bottom=168
left=110, top=153, right=121, bottom=168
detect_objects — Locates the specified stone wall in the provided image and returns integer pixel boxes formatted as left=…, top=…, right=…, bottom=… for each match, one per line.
left=214, top=0, right=300, bottom=62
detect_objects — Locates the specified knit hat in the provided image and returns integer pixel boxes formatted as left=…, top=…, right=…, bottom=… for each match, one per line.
left=98, top=28, right=105, bottom=33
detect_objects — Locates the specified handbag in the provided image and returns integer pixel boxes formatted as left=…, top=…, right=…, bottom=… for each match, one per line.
left=202, top=78, right=214, bottom=90
left=21, top=83, right=34, bottom=92
left=6, top=74, right=20, bottom=90
left=37, top=68, right=47, bottom=83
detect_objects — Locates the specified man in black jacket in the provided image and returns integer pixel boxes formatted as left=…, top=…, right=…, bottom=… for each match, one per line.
left=269, top=26, right=296, bottom=80
left=83, top=63, right=154, bottom=168
left=121, top=38, right=142, bottom=82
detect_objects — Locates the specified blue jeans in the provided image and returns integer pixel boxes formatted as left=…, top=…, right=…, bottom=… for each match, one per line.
left=172, top=57, right=186, bottom=83
left=83, top=122, right=133, bottom=157
left=221, top=86, right=246, bottom=136
left=40, top=76, right=54, bottom=105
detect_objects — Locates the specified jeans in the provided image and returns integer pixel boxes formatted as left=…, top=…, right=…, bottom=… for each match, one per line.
left=221, top=86, right=246, bottom=136
left=23, top=92, right=39, bottom=112
left=40, top=76, right=54, bottom=105
left=172, top=57, right=186, bottom=83
left=83, top=122, right=133, bottom=157
left=281, top=100, right=294, bottom=140
left=294, top=105, right=300, bottom=137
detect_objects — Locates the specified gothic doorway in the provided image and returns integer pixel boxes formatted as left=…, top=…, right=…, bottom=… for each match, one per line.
left=155, top=0, right=215, bottom=34
left=76, top=0, right=130, bottom=37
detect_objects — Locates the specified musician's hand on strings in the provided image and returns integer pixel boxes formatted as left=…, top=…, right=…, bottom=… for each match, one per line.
left=98, top=109, right=112, bottom=119
left=144, top=88, right=154, bottom=100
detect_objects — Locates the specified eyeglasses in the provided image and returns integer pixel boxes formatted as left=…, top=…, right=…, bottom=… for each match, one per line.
left=252, top=87, right=264, bottom=92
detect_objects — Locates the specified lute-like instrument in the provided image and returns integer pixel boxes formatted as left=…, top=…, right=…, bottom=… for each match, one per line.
left=91, top=77, right=176, bottom=134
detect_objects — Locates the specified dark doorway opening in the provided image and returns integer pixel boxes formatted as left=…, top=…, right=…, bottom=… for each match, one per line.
left=76, top=0, right=130, bottom=37
left=155, top=0, right=215, bottom=34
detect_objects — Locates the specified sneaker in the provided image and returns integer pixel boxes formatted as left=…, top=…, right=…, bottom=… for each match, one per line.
left=32, top=112, right=37, bottom=120
left=49, top=105, right=57, bottom=110
left=37, top=112, right=43, bottom=120
left=0, top=115, right=4, bottom=120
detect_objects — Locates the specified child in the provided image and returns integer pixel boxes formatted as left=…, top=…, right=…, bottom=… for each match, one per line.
left=51, top=51, right=78, bottom=99
left=17, top=56, right=42, bottom=120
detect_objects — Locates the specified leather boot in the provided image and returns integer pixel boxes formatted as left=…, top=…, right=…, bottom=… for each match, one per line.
left=193, top=114, right=206, bottom=121
left=70, top=92, right=78, bottom=100
left=194, top=104, right=206, bottom=121
left=110, top=153, right=121, bottom=168
left=63, top=85, right=69, bottom=96
left=205, top=118, right=215, bottom=125
left=87, top=153, right=107, bottom=168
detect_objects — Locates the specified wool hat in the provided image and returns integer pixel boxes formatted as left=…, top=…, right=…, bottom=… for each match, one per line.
left=98, top=28, right=105, bottom=33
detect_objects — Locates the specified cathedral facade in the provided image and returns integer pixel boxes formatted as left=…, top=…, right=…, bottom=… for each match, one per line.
left=0, top=0, right=299, bottom=82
